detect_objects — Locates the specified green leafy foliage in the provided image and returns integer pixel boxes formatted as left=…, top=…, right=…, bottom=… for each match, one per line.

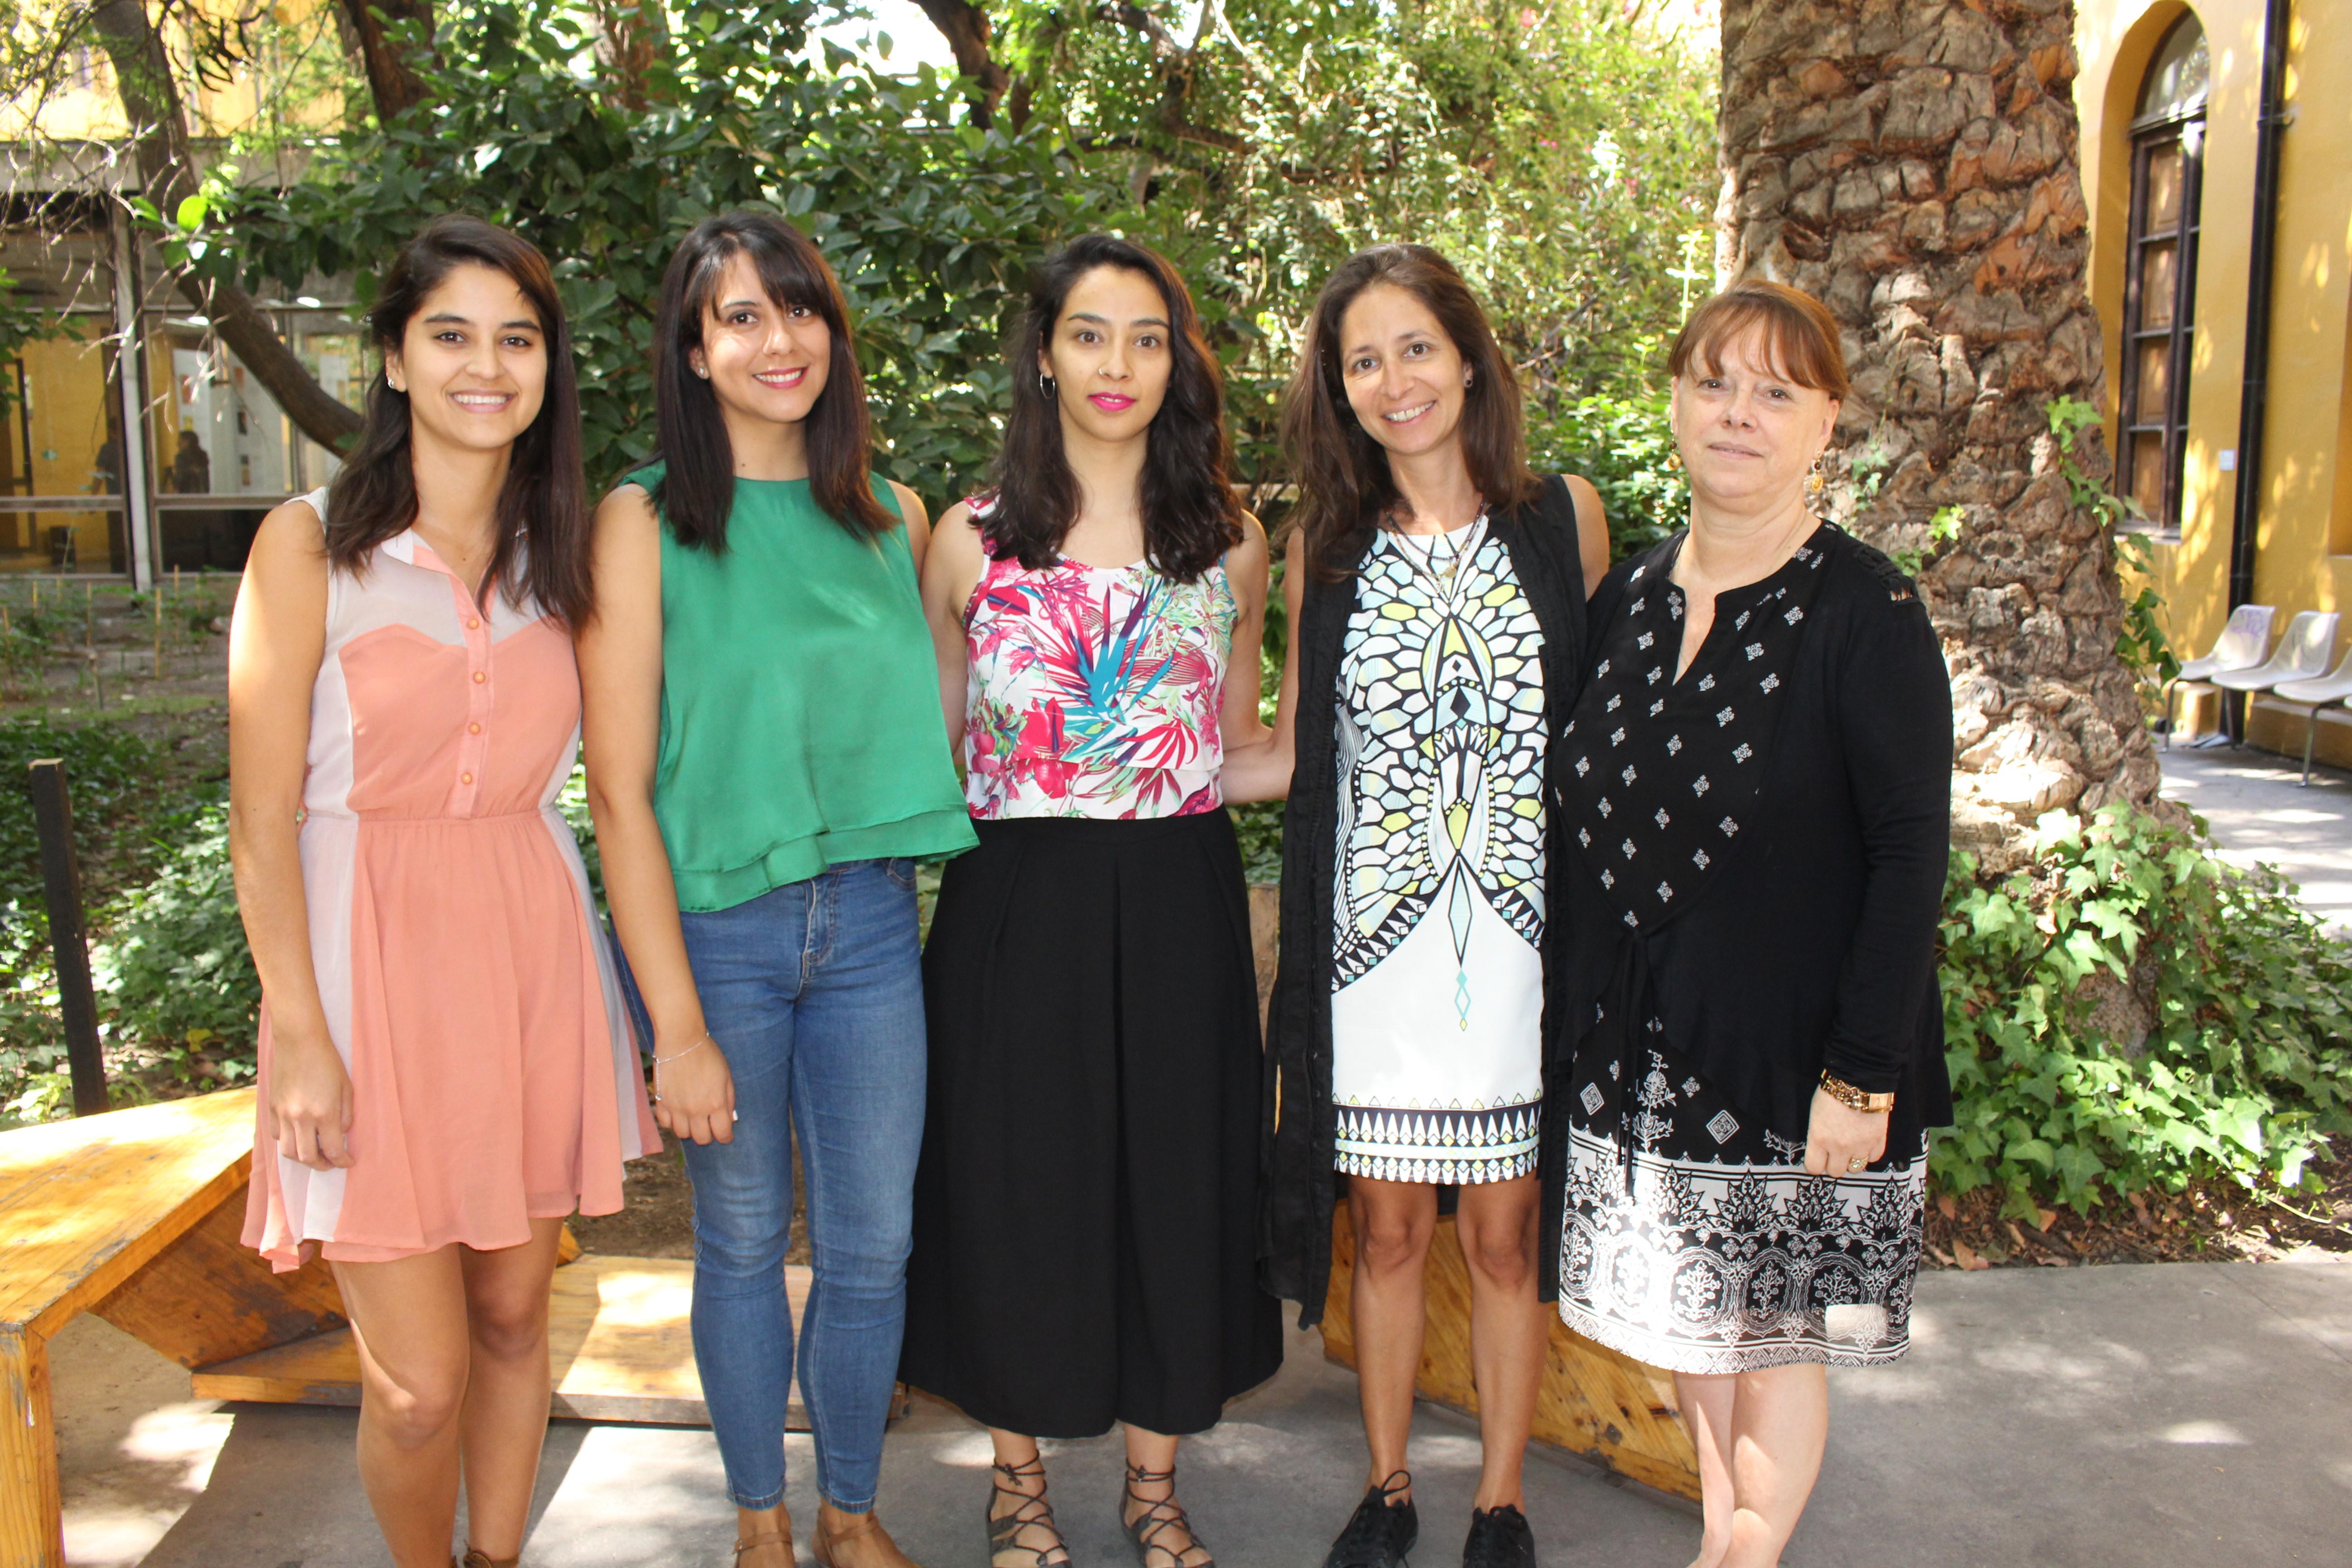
left=0, top=716, right=157, bottom=910
left=1935, top=804, right=2352, bottom=1216
left=226, top=0, right=1128, bottom=503
left=89, top=789, right=260, bottom=1083
left=2045, top=394, right=2180, bottom=686
left=1526, top=392, right=1687, bottom=562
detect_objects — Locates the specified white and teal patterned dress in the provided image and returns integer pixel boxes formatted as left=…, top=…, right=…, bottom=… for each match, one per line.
left=1331, top=517, right=1546, bottom=1185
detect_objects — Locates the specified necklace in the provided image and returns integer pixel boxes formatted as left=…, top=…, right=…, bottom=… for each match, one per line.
left=1392, top=502, right=1486, bottom=590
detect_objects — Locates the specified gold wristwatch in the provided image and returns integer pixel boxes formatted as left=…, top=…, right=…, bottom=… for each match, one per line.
left=1819, top=1071, right=1895, bottom=1113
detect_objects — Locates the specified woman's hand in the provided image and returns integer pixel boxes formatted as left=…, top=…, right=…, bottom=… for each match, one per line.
left=652, top=1034, right=737, bottom=1146
left=270, top=1024, right=354, bottom=1172
left=1801, top=1087, right=1889, bottom=1177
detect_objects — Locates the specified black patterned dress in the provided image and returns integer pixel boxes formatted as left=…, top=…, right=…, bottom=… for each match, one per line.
left=1553, top=526, right=1937, bottom=1374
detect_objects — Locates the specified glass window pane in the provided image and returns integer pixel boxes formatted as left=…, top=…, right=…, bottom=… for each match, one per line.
left=2144, top=141, right=2184, bottom=231
left=2136, top=340, right=2172, bottom=423
left=2139, top=241, right=2178, bottom=329
left=2137, top=14, right=2210, bottom=122
left=147, top=319, right=296, bottom=497
left=2131, top=434, right=2169, bottom=523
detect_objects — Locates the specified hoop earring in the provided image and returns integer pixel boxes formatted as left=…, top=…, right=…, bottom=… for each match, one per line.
left=1039, top=372, right=1057, bottom=400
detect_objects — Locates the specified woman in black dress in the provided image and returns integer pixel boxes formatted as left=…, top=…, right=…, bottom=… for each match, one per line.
left=1551, top=279, right=1954, bottom=1568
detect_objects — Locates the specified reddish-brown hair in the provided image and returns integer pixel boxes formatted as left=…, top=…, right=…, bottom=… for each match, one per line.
left=1668, top=279, right=1851, bottom=401
left=1279, top=244, right=1539, bottom=580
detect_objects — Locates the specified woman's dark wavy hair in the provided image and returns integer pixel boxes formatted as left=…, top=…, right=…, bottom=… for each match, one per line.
left=1278, top=243, right=1538, bottom=580
left=989, top=233, right=1242, bottom=583
left=325, top=216, right=590, bottom=625
left=648, top=211, right=892, bottom=550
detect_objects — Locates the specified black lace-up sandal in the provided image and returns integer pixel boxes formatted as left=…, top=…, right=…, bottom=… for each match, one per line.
left=1324, top=1470, right=1417, bottom=1568
left=1123, top=1460, right=1214, bottom=1568
left=989, top=1455, right=1073, bottom=1568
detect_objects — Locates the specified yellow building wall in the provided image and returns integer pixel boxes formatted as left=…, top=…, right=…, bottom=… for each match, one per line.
left=2078, top=0, right=2352, bottom=758
left=0, top=1, right=347, bottom=142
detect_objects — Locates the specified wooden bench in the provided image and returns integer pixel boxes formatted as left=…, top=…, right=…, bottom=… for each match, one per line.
left=1320, top=1206, right=1701, bottom=1500
left=0, top=1087, right=811, bottom=1567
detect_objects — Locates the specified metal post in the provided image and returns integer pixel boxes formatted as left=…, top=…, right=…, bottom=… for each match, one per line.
left=26, top=760, right=109, bottom=1116
left=110, top=205, right=155, bottom=591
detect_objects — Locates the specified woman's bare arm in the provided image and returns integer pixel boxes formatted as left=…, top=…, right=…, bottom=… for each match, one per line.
left=889, top=480, right=933, bottom=576
left=1566, top=473, right=1611, bottom=596
left=920, top=500, right=985, bottom=757
left=227, top=500, right=348, bottom=1171
left=1216, top=513, right=1273, bottom=756
left=577, top=485, right=734, bottom=1146
left=1218, top=527, right=1304, bottom=804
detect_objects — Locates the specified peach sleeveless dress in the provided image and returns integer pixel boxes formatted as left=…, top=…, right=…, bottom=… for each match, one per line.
left=243, top=487, right=658, bottom=1272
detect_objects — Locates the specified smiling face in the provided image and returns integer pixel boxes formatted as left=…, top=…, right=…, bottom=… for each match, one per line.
left=690, top=250, right=833, bottom=428
left=1039, top=265, right=1172, bottom=445
left=383, top=262, right=548, bottom=456
left=1337, top=282, right=1472, bottom=462
left=1671, top=325, right=1841, bottom=511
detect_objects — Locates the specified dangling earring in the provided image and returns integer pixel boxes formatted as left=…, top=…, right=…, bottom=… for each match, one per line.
left=1039, top=371, right=1057, bottom=399
left=1806, top=452, right=1827, bottom=498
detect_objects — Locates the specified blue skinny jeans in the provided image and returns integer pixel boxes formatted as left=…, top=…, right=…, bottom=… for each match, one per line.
left=618, top=858, right=926, bottom=1513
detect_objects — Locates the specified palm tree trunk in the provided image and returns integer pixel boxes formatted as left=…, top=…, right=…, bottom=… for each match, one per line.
left=1717, top=0, right=2158, bottom=864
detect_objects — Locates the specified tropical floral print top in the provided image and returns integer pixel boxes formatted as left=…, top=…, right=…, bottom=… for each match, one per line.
left=960, top=495, right=1237, bottom=821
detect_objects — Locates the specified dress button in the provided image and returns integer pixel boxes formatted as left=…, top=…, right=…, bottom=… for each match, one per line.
left=469, top=722, right=482, bottom=735
left=461, top=772, right=474, bottom=785
left=473, top=671, right=486, bottom=683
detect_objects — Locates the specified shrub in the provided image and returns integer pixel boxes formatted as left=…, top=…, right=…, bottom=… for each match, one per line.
left=1935, top=804, right=2352, bottom=1216
left=91, top=789, right=260, bottom=1084
left=1526, top=392, right=1687, bottom=562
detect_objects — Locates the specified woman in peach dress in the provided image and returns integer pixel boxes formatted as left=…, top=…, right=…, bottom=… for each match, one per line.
left=230, top=216, right=657, bottom=1568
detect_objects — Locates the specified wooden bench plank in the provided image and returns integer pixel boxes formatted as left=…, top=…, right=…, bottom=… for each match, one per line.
left=1320, top=1206, right=1701, bottom=1500
left=193, top=1257, right=844, bottom=1430
left=0, top=1089, right=259, bottom=1337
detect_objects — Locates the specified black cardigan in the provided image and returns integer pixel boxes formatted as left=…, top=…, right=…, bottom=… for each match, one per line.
left=1555, top=527, right=1956, bottom=1201
left=1259, top=476, right=1589, bottom=1328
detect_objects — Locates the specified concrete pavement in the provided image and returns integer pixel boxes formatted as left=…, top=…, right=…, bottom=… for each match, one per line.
left=2159, top=745, right=2352, bottom=935
left=52, top=1257, right=2352, bottom=1567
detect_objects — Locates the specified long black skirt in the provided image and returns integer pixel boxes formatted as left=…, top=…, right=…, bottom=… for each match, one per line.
left=900, top=811, right=1285, bottom=1438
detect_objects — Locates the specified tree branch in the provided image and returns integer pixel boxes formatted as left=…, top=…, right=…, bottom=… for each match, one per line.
left=333, top=0, right=436, bottom=122
left=910, top=0, right=1012, bottom=125
left=91, top=0, right=364, bottom=453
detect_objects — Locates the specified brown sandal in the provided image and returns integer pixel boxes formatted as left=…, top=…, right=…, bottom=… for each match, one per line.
left=988, top=1455, right=1072, bottom=1568
left=813, top=1508, right=916, bottom=1568
left=734, top=1524, right=793, bottom=1564
left=459, top=1554, right=520, bottom=1568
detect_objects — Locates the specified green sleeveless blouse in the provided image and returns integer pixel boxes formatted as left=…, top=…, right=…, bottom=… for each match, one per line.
left=634, top=464, right=975, bottom=911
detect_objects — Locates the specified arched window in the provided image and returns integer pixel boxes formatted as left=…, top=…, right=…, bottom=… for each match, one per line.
left=2118, top=11, right=2209, bottom=532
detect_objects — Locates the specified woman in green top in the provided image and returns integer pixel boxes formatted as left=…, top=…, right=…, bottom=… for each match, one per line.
left=579, top=212, right=971, bottom=1568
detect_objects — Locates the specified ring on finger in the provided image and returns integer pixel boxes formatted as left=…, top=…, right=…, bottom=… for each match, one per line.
left=1845, top=1156, right=1867, bottom=1172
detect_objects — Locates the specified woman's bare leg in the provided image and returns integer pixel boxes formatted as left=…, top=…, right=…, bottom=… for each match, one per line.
left=1674, top=1363, right=1827, bottom=1568
left=452, top=1216, right=568, bottom=1557
left=1673, top=1372, right=1739, bottom=1568
left=1452, top=1176, right=1548, bottom=1510
left=1346, top=1178, right=1438, bottom=1499
left=334, top=1247, right=474, bottom=1567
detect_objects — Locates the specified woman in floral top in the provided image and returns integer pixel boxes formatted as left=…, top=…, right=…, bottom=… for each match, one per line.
left=901, top=234, right=1284, bottom=1568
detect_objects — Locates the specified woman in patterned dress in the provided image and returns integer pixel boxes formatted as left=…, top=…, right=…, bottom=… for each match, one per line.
left=1245, top=245, right=1610, bottom=1568
left=232, top=218, right=657, bottom=1568
left=901, top=235, right=1284, bottom=1568
left=1551, top=280, right=1953, bottom=1568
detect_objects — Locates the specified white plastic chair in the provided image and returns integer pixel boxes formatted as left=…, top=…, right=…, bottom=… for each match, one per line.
left=2270, top=647, right=2352, bottom=785
left=2211, top=610, right=2339, bottom=752
left=2163, top=604, right=2274, bottom=748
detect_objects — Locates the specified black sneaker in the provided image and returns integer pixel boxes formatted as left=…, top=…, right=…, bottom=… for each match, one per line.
left=1325, top=1472, right=1418, bottom=1568
left=1461, top=1504, right=1534, bottom=1568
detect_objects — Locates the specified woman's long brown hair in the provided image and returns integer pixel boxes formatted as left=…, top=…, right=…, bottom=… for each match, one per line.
left=1278, top=244, right=1538, bottom=579
left=325, top=216, right=592, bottom=626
